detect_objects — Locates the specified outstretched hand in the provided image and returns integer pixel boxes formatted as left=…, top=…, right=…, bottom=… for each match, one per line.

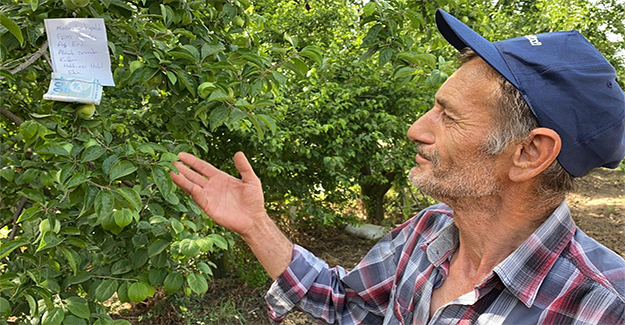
left=170, top=152, right=266, bottom=237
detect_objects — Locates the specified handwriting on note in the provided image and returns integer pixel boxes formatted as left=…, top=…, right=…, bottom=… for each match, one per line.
left=45, top=18, right=115, bottom=86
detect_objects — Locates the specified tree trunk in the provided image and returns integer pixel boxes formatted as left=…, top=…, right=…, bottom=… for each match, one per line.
left=360, top=167, right=396, bottom=224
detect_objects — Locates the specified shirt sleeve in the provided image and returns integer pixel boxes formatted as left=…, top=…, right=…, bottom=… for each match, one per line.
left=265, top=219, right=415, bottom=324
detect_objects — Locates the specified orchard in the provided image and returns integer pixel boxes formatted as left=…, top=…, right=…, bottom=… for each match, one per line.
left=1, top=0, right=623, bottom=324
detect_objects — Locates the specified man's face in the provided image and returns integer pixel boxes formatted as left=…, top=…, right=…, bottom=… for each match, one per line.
left=407, top=58, right=508, bottom=201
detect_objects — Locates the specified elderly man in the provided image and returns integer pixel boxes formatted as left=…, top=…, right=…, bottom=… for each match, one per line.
left=171, top=9, right=625, bottom=325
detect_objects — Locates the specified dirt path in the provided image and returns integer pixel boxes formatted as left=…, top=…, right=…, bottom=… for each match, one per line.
left=124, top=168, right=624, bottom=325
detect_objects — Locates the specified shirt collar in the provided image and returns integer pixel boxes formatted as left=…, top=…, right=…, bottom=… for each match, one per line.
left=493, top=200, right=576, bottom=307
left=423, top=201, right=576, bottom=308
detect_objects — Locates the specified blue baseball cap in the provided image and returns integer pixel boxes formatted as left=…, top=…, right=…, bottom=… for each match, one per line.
left=435, top=9, right=625, bottom=177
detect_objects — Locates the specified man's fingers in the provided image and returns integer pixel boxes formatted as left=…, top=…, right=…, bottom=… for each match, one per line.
left=234, top=151, right=259, bottom=184
left=170, top=169, right=196, bottom=195
left=174, top=162, right=210, bottom=188
left=178, top=152, right=220, bottom=178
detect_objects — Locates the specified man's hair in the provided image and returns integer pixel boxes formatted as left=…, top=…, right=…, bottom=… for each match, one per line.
left=458, top=49, right=575, bottom=196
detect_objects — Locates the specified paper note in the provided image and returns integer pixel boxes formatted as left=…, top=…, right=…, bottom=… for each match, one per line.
left=44, top=18, right=115, bottom=86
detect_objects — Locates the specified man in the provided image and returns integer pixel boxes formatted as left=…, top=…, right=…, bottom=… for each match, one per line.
left=171, top=9, right=625, bottom=325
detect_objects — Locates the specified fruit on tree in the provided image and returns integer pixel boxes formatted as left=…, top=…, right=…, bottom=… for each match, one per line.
left=129, top=60, right=144, bottom=73
left=76, top=104, right=96, bottom=119
left=39, top=219, right=61, bottom=234
left=233, top=16, right=245, bottom=27
left=71, top=0, right=90, bottom=8
left=63, top=0, right=79, bottom=9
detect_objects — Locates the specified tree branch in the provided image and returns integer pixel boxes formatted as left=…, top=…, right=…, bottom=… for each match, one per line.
left=8, top=197, right=29, bottom=241
left=0, top=106, right=24, bottom=126
left=0, top=41, right=49, bottom=80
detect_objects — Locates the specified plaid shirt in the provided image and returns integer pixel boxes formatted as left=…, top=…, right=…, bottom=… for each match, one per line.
left=265, top=202, right=625, bottom=324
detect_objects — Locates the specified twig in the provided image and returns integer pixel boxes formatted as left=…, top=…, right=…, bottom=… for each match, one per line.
left=0, top=41, right=49, bottom=80
left=123, top=50, right=141, bottom=57
left=87, top=180, right=111, bottom=191
left=8, top=197, right=29, bottom=241
left=92, top=275, right=138, bottom=282
left=0, top=106, right=24, bottom=126
left=43, top=52, right=53, bottom=69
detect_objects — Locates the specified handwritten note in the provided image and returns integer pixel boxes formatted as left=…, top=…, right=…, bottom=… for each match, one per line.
left=45, top=18, right=115, bottom=86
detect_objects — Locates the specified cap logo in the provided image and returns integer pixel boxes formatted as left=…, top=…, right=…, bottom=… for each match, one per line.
left=524, top=35, right=542, bottom=46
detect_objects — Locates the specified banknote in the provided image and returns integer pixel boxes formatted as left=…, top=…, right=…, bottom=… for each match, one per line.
left=43, top=73, right=103, bottom=105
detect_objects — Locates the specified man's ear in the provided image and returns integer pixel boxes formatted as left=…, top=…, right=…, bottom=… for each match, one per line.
left=509, top=128, right=561, bottom=182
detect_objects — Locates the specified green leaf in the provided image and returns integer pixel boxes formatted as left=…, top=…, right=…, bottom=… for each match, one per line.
left=170, top=217, right=184, bottom=234
left=174, top=70, right=197, bottom=96
left=117, top=282, right=130, bottom=303
left=109, top=161, right=137, bottom=181
left=148, top=239, right=169, bottom=257
left=160, top=152, right=179, bottom=162
left=151, top=166, right=171, bottom=197
left=111, top=258, right=132, bottom=275
left=128, top=282, right=152, bottom=302
left=131, top=248, right=149, bottom=269
left=112, top=320, right=132, bottom=325
left=248, top=114, right=265, bottom=139
left=1, top=168, right=14, bottom=182
left=299, top=45, right=323, bottom=66
left=196, top=262, right=213, bottom=276
left=208, top=234, right=228, bottom=250
left=19, top=188, right=45, bottom=203
left=95, top=191, right=115, bottom=219
left=66, top=174, right=88, bottom=188
left=59, top=246, right=80, bottom=276
left=378, top=47, right=395, bottom=66
left=62, top=315, right=87, bottom=325
left=0, top=238, right=29, bottom=259
left=394, top=66, right=416, bottom=79
left=363, top=2, right=376, bottom=16
left=178, top=238, right=200, bottom=257
left=186, top=273, right=208, bottom=294
left=36, top=233, right=63, bottom=252
left=397, top=52, right=437, bottom=68
left=163, top=272, right=184, bottom=293
left=361, top=24, right=383, bottom=48
left=201, top=43, right=225, bottom=60
left=115, top=187, right=142, bottom=212
left=196, top=237, right=213, bottom=253
left=17, top=206, right=42, bottom=222
left=0, top=297, right=11, bottom=318
left=256, top=114, right=277, bottom=134
left=95, top=280, right=118, bottom=302
left=42, top=307, right=64, bottom=325
left=81, top=145, right=105, bottom=162
left=114, top=208, right=133, bottom=228
left=35, top=142, right=70, bottom=156
left=148, top=268, right=167, bottom=285
left=69, top=272, right=92, bottom=285
left=209, top=105, right=230, bottom=130
left=64, top=296, right=90, bottom=319
left=0, top=15, right=24, bottom=46
left=207, top=89, right=232, bottom=103
left=166, top=70, right=177, bottom=85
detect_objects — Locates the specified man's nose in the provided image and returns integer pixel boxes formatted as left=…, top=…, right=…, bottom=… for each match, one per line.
left=407, top=110, right=435, bottom=145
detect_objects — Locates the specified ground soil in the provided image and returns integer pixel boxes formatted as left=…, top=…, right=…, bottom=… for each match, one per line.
left=117, top=168, right=624, bottom=325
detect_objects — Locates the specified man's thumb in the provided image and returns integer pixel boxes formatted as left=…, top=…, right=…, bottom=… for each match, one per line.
left=234, top=152, right=259, bottom=183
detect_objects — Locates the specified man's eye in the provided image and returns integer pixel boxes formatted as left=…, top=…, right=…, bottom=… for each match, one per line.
left=442, top=111, right=454, bottom=121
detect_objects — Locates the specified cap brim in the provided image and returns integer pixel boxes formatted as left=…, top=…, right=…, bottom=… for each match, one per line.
left=435, top=9, right=517, bottom=88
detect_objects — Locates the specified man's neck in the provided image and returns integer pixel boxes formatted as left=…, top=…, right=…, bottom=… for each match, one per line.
left=444, top=190, right=562, bottom=281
